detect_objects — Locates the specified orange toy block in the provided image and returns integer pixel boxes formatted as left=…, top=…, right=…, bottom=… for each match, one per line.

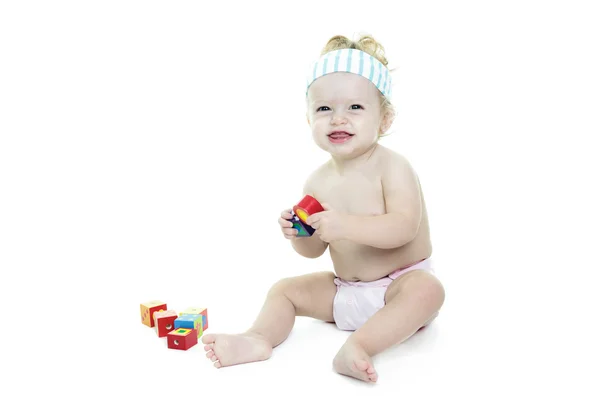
left=154, top=310, right=178, bottom=337
left=140, top=300, right=167, bottom=327
left=167, top=328, right=198, bottom=351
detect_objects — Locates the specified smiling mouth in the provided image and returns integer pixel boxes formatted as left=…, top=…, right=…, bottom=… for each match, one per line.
left=327, top=131, right=354, bottom=144
left=328, top=131, right=354, bottom=139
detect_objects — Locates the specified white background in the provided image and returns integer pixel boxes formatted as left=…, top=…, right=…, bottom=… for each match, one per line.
left=1, top=1, right=599, bottom=399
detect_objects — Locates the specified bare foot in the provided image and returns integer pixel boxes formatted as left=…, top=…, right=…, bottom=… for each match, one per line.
left=333, top=340, right=378, bottom=383
left=201, top=332, right=272, bottom=368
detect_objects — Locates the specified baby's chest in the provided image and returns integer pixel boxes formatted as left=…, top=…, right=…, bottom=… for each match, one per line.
left=317, top=176, right=386, bottom=216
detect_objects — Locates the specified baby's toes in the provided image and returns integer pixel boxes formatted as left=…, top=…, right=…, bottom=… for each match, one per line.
left=354, top=359, right=369, bottom=372
left=366, top=364, right=378, bottom=382
left=367, top=370, right=378, bottom=382
left=201, top=334, right=216, bottom=345
left=205, top=350, right=215, bottom=359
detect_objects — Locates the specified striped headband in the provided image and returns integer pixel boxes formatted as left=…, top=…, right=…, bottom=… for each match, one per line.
left=306, top=48, right=392, bottom=98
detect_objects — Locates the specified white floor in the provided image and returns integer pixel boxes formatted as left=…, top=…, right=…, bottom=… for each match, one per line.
left=51, top=246, right=596, bottom=399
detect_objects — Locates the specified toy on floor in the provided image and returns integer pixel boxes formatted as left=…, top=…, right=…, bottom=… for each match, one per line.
left=288, top=195, right=324, bottom=237
left=174, top=314, right=203, bottom=338
left=154, top=310, right=178, bottom=338
left=140, top=300, right=167, bottom=327
left=167, top=328, right=197, bottom=350
left=140, top=300, right=209, bottom=351
left=180, top=307, right=208, bottom=331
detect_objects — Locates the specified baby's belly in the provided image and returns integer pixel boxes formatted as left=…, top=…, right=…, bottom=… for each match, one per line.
left=329, top=241, right=427, bottom=282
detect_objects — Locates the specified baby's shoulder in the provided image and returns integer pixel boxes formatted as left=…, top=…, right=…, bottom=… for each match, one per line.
left=376, top=146, right=421, bottom=189
left=302, top=161, right=331, bottom=194
left=377, top=145, right=413, bottom=171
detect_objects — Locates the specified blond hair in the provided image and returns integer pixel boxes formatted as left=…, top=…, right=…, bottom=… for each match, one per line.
left=320, top=34, right=396, bottom=136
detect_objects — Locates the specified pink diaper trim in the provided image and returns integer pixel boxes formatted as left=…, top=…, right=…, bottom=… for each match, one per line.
left=333, top=258, right=433, bottom=288
left=388, top=258, right=433, bottom=279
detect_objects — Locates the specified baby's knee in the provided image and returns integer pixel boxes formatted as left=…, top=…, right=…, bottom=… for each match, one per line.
left=267, top=277, right=296, bottom=298
left=391, top=271, right=445, bottom=309
left=267, top=276, right=311, bottom=307
left=413, top=273, right=445, bottom=310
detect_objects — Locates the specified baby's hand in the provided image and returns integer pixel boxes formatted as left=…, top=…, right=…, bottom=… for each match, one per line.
left=278, top=209, right=298, bottom=240
left=305, top=204, right=351, bottom=243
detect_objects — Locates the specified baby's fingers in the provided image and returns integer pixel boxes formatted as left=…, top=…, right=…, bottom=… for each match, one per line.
left=282, top=227, right=298, bottom=239
left=278, top=217, right=294, bottom=228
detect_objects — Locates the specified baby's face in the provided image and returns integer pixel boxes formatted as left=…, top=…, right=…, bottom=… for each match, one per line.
left=306, top=72, right=385, bottom=159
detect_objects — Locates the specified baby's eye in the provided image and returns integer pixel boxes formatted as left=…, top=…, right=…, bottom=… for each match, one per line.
left=350, top=104, right=363, bottom=110
left=317, top=106, right=330, bottom=112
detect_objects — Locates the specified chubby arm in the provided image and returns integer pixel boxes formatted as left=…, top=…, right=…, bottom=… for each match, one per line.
left=290, top=177, right=329, bottom=259
left=345, top=155, right=423, bottom=249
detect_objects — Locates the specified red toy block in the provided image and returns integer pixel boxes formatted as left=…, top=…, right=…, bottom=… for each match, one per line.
left=293, top=195, right=324, bottom=224
left=200, top=308, right=208, bottom=331
left=167, top=328, right=198, bottom=351
left=288, top=195, right=324, bottom=237
left=140, top=300, right=167, bottom=327
left=154, top=310, right=177, bottom=337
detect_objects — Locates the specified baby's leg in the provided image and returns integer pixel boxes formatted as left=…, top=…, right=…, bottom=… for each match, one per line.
left=333, top=270, right=445, bottom=383
left=202, top=271, right=336, bottom=368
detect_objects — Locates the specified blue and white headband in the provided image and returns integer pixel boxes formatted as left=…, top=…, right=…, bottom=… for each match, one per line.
left=306, top=48, right=392, bottom=98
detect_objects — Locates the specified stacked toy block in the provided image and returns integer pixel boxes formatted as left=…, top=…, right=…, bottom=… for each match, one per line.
left=140, top=300, right=209, bottom=351
left=287, top=194, right=324, bottom=237
left=181, top=307, right=208, bottom=331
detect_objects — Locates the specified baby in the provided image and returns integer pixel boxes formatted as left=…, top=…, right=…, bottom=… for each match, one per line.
left=202, top=34, right=445, bottom=383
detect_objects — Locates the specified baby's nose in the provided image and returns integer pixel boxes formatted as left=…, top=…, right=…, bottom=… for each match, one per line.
left=331, top=113, right=347, bottom=124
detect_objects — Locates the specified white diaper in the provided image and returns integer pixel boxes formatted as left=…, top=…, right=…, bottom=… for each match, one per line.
left=332, top=258, right=434, bottom=331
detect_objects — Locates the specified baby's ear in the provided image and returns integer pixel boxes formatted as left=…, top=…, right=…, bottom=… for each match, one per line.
left=379, top=109, right=395, bottom=135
